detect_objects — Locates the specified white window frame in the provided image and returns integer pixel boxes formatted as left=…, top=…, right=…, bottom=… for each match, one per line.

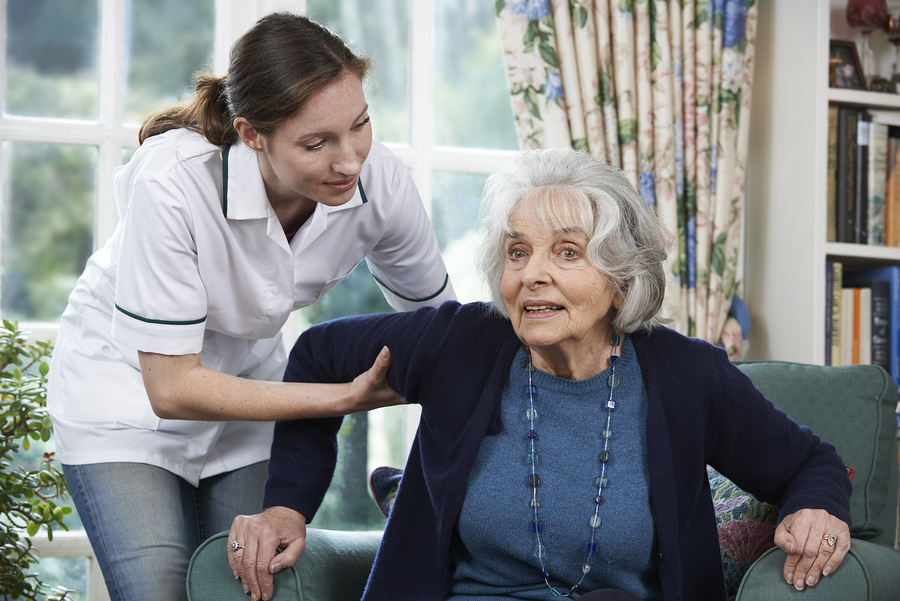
left=1, top=1, right=517, bottom=598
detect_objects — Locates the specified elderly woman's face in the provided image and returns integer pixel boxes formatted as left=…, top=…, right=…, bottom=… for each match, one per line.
left=500, top=197, right=620, bottom=359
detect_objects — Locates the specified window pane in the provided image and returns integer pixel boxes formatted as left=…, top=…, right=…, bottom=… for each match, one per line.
left=431, top=170, right=490, bottom=303
left=4, top=0, right=99, bottom=120
left=434, top=0, right=518, bottom=149
left=307, top=0, right=411, bottom=145
left=1, top=142, right=95, bottom=322
left=123, top=0, right=215, bottom=125
left=31, top=556, right=89, bottom=601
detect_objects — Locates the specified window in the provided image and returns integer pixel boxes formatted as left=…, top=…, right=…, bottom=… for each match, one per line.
left=1, top=1, right=517, bottom=598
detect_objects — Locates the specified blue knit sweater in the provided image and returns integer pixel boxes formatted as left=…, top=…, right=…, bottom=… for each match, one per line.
left=265, top=301, right=851, bottom=601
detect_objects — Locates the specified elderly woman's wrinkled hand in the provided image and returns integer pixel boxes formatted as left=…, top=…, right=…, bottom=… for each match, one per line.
left=228, top=506, right=307, bottom=601
left=774, top=508, right=851, bottom=590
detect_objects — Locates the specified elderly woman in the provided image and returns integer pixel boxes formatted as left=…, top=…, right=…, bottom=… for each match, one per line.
left=231, top=148, right=851, bottom=601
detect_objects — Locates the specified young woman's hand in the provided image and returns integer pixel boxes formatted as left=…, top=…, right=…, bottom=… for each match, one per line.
left=344, top=346, right=405, bottom=412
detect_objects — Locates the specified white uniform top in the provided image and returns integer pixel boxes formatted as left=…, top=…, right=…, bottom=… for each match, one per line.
left=48, top=129, right=455, bottom=486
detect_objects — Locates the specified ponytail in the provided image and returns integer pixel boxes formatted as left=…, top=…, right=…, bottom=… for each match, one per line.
left=138, top=74, right=236, bottom=146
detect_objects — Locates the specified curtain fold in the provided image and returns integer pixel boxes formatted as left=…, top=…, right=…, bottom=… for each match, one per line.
left=495, top=0, right=757, bottom=346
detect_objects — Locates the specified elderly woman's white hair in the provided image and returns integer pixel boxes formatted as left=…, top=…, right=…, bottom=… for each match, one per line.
left=476, top=147, right=671, bottom=334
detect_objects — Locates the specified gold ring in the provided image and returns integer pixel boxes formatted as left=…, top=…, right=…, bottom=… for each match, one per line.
left=822, top=532, right=837, bottom=547
left=230, top=540, right=245, bottom=552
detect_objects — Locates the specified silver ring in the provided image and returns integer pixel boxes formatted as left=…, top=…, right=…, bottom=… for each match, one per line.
left=822, top=532, right=837, bottom=547
left=230, top=540, right=245, bottom=552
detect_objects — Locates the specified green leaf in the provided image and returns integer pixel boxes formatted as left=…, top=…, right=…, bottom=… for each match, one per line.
left=618, top=119, right=637, bottom=146
left=711, top=232, right=728, bottom=277
left=39, top=362, right=49, bottom=377
left=524, top=87, right=542, bottom=119
left=26, top=521, right=39, bottom=537
left=575, top=6, right=588, bottom=28
left=538, top=41, right=559, bottom=69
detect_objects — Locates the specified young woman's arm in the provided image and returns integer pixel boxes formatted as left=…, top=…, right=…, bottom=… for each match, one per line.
left=137, top=346, right=401, bottom=421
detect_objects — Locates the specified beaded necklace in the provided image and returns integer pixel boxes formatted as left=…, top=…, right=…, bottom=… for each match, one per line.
left=524, top=332, right=621, bottom=598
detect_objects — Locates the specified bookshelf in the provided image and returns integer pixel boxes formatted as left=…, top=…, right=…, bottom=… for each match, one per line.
left=745, top=0, right=900, bottom=364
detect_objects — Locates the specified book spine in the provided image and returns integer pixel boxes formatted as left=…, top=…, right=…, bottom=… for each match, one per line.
left=860, top=287, right=872, bottom=365
left=869, top=121, right=888, bottom=245
left=870, top=280, right=891, bottom=373
left=841, top=288, right=855, bottom=365
left=828, top=105, right=839, bottom=243
left=837, top=107, right=859, bottom=243
left=856, top=112, right=870, bottom=244
left=826, top=261, right=834, bottom=365
left=832, top=262, right=843, bottom=366
left=852, top=287, right=862, bottom=364
left=887, top=127, right=900, bottom=246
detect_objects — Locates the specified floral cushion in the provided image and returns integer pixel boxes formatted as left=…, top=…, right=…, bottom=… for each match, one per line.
left=707, top=466, right=779, bottom=600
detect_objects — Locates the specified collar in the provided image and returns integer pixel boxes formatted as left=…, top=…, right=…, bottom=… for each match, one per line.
left=221, top=141, right=367, bottom=221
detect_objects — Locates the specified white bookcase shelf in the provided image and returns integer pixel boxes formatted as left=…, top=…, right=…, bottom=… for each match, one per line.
left=744, top=0, right=900, bottom=364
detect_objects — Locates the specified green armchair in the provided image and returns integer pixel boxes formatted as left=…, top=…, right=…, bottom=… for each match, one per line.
left=187, top=361, right=900, bottom=600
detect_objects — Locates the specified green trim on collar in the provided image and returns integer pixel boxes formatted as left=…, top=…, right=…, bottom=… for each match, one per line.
left=221, top=145, right=230, bottom=217
left=371, top=273, right=450, bottom=303
left=357, top=178, right=368, bottom=204
left=115, top=304, right=207, bottom=326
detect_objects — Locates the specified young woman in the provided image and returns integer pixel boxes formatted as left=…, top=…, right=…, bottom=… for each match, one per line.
left=47, top=12, right=454, bottom=601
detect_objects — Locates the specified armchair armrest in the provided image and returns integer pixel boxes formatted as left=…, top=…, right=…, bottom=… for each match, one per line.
left=735, top=539, right=900, bottom=600
left=186, top=528, right=382, bottom=601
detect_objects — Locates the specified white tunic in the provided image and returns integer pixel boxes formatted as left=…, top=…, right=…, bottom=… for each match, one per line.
left=48, top=129, right=455, bottom=486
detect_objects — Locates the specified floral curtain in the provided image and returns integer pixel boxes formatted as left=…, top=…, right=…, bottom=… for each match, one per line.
left=495, top=0, right=757, bottom=348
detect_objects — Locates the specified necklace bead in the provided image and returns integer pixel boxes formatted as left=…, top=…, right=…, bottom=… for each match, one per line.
left=524, top=333, right=622, bottom=597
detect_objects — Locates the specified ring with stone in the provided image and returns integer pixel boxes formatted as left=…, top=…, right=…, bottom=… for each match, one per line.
left=230, top=540, right=245, bottom=552
left=822, top=532, right=837, bottom=547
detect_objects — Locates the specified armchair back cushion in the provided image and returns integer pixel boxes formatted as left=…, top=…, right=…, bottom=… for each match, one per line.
left=735, top=361, right=898, bottom=546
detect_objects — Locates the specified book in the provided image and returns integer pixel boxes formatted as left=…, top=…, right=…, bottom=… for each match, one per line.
left=832, top=261, right=843, bottom=366
left=843, top=266, right=900, bottom=386
left=827, top=105, right=839, bottom=243
left=868, top=120, right=888, bottom=245
left=859, top=287, right=872, bottom=365
left=836, top=107, right=859, bottom=243
left=886, top=126, right=900, bottom=246
left=868, top=280, right=891, bottom=374
left=855, top=112, right=870, bottom=244
left=826, top=261, right=834, bottom=365
left=841, top=287, right=855, bottom=365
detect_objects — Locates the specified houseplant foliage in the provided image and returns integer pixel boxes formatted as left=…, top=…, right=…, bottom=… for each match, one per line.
left=1, top=320, right=72, bottom=600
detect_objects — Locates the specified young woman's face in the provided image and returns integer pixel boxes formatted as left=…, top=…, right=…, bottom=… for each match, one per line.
left=247, top=72, right=373, bottom=208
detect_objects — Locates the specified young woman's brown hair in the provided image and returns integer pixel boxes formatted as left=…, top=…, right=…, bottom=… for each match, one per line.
left=138, top=12, right=372, bottom=146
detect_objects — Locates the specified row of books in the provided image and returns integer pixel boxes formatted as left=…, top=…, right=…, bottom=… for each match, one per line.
left=827, top=105, right=900, bottom=245
left=825, top=263, right=897, bottom=383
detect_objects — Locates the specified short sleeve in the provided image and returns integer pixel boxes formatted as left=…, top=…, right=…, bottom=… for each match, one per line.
left=111, top=173, right=209, bottom=355
left=365, top=171, right=456, bottom=310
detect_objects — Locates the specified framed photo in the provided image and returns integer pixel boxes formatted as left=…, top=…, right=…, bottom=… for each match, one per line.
left=829, top=39, right=865, bottom=90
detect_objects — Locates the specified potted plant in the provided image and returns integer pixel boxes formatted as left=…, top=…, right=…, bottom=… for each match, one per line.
left=1, top=319, right=72, bottom=600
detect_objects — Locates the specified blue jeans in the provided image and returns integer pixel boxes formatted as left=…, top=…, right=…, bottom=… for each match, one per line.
left=63, top=461, right=267, bottom=601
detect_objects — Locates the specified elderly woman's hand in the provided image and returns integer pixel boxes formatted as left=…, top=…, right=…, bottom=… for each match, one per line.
left=774, top=508, right=851, bottom=590
left=228, top=506, right=307, bottom=601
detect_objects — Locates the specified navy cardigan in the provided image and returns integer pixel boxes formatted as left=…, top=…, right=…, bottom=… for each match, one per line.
left=264, top=302, right=851, bottom=601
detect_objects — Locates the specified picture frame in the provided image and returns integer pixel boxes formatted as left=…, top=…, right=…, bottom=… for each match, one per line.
left=829, top=39, right=866, bottom=90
